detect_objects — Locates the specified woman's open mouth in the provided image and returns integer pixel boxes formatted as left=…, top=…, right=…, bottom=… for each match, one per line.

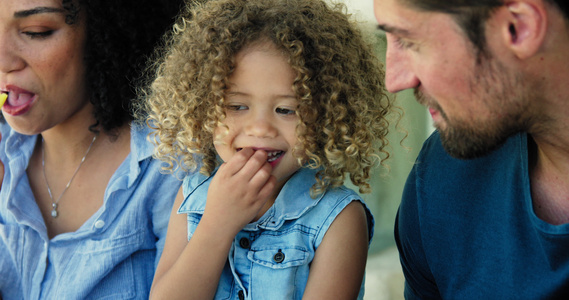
left=1, top=90, right=37, bottom=116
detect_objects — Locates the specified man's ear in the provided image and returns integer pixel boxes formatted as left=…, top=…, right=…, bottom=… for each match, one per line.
left=500, top=0, right=547, bottom=59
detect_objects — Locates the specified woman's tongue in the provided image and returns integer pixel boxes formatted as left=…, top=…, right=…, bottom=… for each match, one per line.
left=9, top=93, right=34, bottom=106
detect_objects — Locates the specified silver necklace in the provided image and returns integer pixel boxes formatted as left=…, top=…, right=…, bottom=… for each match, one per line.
left=42, top=134, right=97, bottom=218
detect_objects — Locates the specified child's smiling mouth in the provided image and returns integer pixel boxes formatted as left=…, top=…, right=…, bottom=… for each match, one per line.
left=236, top=148, right=285, bottom=164
left=267, top=150, right=284, bottom=162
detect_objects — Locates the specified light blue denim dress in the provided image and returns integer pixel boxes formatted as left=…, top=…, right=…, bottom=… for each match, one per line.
left=179, top=168, right=374, bottom=299
left=0, top=123, right=185, bottom=299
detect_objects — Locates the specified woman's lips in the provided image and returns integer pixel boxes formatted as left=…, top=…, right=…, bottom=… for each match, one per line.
left=2, top=91, right=37, bottom=116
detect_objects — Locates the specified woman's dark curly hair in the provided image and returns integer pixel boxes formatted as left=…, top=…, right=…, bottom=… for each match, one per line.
left=141, top=0, right=394, bottom=196
left=62, top=0, right=184, bottom=132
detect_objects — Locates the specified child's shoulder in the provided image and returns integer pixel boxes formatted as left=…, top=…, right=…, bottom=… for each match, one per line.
left=179, top=171, right=215, bottom=214
left=281, top=169, right=368, bottom=223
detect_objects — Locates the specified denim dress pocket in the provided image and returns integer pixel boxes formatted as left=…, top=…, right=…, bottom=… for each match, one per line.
left=247, top=246, right=310, bottom=299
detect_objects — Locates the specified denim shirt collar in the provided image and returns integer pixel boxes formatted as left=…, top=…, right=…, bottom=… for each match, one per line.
left=1, top=123, right=154, bottom=239
left=2, top=126, right=42, bottom=231
left=129, top=123, right=154, bottom=185
left=2, top=122, right=153, bottom=184
left=179, top=168, right=325, bottom=231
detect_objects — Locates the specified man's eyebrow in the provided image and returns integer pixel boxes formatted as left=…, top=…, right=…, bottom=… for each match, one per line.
left=376, top=24, right=411, bottom=36
left=14, top=7, right=65, bottom=18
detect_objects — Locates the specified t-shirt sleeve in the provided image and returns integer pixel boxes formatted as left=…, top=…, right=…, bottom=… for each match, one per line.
left=395, top=138, right=442, bottom=299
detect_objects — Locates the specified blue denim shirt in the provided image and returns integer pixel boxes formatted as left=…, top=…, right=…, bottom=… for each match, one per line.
left=0, top=123, right=184, bottom=300
left=179, top=168, right=374, bottom=299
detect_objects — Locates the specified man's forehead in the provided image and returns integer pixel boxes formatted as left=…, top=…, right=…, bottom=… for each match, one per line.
left=374, top=0, right=421, bottom=36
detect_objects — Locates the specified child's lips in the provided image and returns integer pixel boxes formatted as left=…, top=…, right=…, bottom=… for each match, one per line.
left=236, top=147, right=285, bottom=163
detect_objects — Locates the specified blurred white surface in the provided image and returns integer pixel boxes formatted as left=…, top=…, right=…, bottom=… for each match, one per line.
left=364, top=246, right=405, bottom=300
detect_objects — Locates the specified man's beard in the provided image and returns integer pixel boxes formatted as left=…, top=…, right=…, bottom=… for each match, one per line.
left=438, top=118, right=522, bottom=159
left=415, top=56, right=533, bottom=160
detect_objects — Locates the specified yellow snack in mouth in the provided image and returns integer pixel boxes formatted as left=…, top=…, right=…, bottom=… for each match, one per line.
left=0, top=93, right=6, bottom=108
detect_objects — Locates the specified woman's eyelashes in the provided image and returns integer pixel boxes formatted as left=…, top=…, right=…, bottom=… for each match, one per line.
left=22, top=29, right=55, bottom=39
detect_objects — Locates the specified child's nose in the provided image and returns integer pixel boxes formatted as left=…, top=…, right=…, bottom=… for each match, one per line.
left=244, top=114, right=278, bottom=138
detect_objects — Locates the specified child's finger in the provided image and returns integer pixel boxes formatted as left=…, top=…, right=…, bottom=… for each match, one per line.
left=255, top=170, right=277, bottom=200
left=241, top=149, right=269, bottom=173
left=221, top=148, right=256, bottom=175
left=248, top=160, right=273, bottom=189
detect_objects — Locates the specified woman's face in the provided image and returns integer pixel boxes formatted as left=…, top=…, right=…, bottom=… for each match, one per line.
left=0, top=0, right=89, bottom=135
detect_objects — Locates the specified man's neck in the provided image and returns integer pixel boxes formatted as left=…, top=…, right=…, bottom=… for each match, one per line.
left=529, top=134, right=569, bottom=225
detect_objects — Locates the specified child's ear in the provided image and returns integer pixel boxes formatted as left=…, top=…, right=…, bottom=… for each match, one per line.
left=499, top=0, right=547, bottom=60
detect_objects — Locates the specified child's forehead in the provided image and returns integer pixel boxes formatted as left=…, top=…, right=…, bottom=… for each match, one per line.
left=236, top=39, right=284, bottom=59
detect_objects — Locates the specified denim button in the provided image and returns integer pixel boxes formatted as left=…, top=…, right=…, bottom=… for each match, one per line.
left=273, top=249, right=285, bottom=263
left=94, top=220, right=105, bottom=229
left=239, top=237, right=250, bottom=249
left=238, top=290, right=245, bottom=300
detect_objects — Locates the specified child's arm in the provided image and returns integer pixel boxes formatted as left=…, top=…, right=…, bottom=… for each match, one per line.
left=302, top=201, right=370, bottom=299
left=150, top=149, right=276, bottom=300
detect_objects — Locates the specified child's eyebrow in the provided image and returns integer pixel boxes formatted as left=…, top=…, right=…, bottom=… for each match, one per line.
left=278, top=94, right=297, bottom=99
left=226, top=91, right=296, bottom=99
left=14, top=7, right=65, bottom=18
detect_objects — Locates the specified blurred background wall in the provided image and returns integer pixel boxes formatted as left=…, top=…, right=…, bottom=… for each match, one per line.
left=331, top=2, right=435, bottom=298
left=334, top=0, right=434, bottom=255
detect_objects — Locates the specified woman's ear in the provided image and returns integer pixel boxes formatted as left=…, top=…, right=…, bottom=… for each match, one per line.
left=500, top=0, right=547, bottom=59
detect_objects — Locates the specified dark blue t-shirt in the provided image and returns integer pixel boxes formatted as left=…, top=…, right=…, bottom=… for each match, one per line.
left=397, top=131, right=569, bottom=299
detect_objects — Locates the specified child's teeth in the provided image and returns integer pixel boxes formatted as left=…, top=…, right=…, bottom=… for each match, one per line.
left=267, top=151, right=282, bottom=162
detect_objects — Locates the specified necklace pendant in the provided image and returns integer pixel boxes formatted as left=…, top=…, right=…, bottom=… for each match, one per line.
left=42, top=134, right=97, bottom=220
left=51, top=203, right=58, bottom=218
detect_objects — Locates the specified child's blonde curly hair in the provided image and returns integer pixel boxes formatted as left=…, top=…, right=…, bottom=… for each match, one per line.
left=140, top=0, right=394, bottom=196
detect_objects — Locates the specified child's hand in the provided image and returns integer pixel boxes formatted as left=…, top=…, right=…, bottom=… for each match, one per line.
left=202, top=148, right=276, bottom=238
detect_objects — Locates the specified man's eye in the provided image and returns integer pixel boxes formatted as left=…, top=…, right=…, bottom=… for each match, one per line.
left=394, top=37, right=415, bottom=50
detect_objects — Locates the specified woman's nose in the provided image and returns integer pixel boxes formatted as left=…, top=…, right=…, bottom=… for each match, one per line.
left=0, top=33, right=25, bottom=74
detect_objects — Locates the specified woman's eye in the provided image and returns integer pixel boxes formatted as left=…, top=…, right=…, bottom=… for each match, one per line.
left=23, top=30, right=54, bottom=39
left=276, top=107, right=296, bottom=115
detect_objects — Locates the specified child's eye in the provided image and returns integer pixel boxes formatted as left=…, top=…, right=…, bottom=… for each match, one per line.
left=23, top=30, right=55, bottom=39
left=276, top=107, right=296, bottom=115
left=225, top=104, right=248, bottom=111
